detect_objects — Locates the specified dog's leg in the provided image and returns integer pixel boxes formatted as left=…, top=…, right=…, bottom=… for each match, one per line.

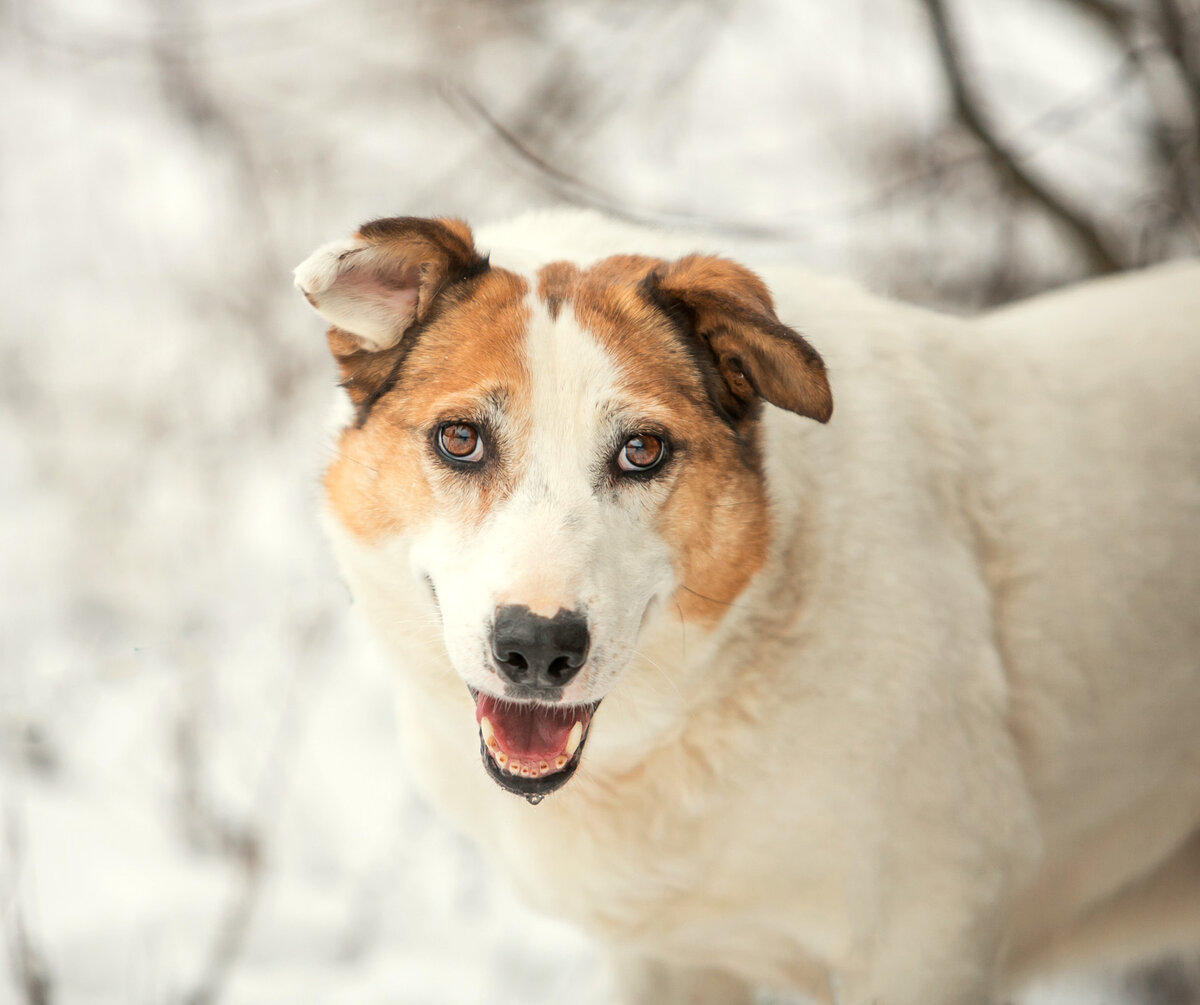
left=832, top=905, right=1006, bottom=1005
left=609, top=953, right=756, bottom=1005
left=1007, top=829, right=1200, bottom=982
left=834, top=965, right=996, bottom=1005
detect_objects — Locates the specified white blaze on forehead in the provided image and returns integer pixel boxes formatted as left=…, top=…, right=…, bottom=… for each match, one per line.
left=472, top=291, right=625, bottom=616
left=522, top=290, right=624, bottom=488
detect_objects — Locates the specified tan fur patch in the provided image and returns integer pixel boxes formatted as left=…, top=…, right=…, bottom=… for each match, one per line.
left=325, top=267, right=531, bottom=542
left=570, top=257, right=771, bottom=625
left=536, top=261, right=580, bottom=321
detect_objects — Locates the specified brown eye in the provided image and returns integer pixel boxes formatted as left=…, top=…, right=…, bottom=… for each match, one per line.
left=617, top=433, right=666, bottom=473
left=437, top=422, right=484, bottom=463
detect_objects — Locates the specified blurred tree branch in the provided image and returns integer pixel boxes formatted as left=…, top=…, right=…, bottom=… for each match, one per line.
left=920, top=0, right=1124, bottom=273
left=174, top=713, right=264, bottom=1005
left=1057, top=0, right=1200, bottom=242
left=3, top=805, right=54, bottom=1005
left=1154, top=0, right=1200, bottom=126
left=441, top=0, right=1200, bottom=296
left=443, top=83, right=789, bottom=239
left=174, top=619, right=317, bottom=1005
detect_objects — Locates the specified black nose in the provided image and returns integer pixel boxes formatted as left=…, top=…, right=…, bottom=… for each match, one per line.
left=491, top=605, right=590, bottom=689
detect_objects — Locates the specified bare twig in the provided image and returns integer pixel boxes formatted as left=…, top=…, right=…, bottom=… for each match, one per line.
left=1061, top=0, right=1143, bottom=34
left=181, top=829, right=262, bottom=1005
left=920, top=0, right=1124, bottom=273
left=3, top=804, right=54, bottom=1005
left=1154, top=0, right=1200, bottom=134
left=442, top=83, right=792, bottom=240
left=173, top=711, right=264, bottom=1005
left=144, top=0, right=308, bottom=407
left=446, top=51, right=1139, bottom=245
left=818, top=54, right=1139, bottom=225
left=1056, top=0, right=1200, bottom=247
left=1124, top=953, right=1200, bottom=1005
left=175, top=618, right=316, bottom=1005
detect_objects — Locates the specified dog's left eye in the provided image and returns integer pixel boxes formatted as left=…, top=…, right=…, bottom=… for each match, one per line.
left=617, top=434, right=666, bottom=473
left=436, top=422, right=485, bottom=463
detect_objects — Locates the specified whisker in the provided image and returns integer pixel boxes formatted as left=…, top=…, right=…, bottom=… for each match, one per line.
left=673, top=597, right=687, bottom=662
left=325, top=445, right=379, bottom=475
left=630, top=647, right=685, bottom=703
left=677, top=583, right=742, bottom=610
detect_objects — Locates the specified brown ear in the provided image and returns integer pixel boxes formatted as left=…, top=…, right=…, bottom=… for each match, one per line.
left=648, top=255, right=832, bottom=424
left=294, top=216, right=487, bottom=412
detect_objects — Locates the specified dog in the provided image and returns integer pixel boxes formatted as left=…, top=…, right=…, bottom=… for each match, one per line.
left=294, top=210, right=1200, bottom=1004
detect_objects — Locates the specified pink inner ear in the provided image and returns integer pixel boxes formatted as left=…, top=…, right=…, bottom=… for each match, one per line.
left=341, top=265, right=420, bottom=313
left=312, top=259, right=422, bottom=352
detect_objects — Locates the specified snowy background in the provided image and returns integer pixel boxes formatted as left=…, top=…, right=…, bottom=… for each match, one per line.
left=3, top=0, right=1198, bottom=1003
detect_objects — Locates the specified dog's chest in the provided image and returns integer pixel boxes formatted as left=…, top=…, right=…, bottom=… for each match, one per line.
left=476, top=766, right=854, bottom=987
left=498, top=793, right=719, bottom=936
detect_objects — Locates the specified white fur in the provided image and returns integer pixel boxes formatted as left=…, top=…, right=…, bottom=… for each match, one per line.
left=318, top=211, right=1200, bottom=1005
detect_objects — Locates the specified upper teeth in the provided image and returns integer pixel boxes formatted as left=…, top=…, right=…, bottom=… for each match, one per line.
left=565, top=721, right=583, bottom=757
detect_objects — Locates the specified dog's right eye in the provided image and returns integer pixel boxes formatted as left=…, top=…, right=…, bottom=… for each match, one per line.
left=617, top=433, right=667, bottom=474
left=436, top=422, right=484, bottom=464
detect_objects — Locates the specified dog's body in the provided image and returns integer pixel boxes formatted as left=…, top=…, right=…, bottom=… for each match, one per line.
left=296, top=211, right=1200, bottom=1004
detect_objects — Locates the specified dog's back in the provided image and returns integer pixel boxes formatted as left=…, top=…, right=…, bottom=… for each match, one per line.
left=964, top=264, right=1200, bottom=972
left=719, top=254, right=1200, bottom=984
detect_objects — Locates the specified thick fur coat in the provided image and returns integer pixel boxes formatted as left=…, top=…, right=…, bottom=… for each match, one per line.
left=295, top=211, right=1200, bottom=1004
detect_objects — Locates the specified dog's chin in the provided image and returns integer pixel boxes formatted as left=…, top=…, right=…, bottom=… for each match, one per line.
left=468, top=686, right=601, bottom=804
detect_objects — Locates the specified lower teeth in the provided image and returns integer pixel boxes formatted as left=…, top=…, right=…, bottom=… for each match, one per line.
left=484, top=727, right=584, bottom=778
left=489, top=746, right=572, bottom=775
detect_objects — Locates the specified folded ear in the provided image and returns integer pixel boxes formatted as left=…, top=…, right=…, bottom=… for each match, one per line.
left=293, top=216, right=487, bottom=353
left=647, top=255, right=832, bottom=424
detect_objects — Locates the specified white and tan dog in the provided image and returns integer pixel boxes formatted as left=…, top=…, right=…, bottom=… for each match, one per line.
left=294, top=211, right=1200, bottom=1005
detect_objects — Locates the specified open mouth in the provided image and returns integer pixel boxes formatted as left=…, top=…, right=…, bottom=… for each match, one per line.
left=469, top=687, right=600, bottom=803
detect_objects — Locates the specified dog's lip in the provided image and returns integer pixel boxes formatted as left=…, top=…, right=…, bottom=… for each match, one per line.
left=468, top=685, right=601, bottom=803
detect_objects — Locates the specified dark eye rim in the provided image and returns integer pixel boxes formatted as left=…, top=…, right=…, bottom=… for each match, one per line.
left=433, top=421, right=486, bottom=466
left=615, top=431, right=670, bottom=478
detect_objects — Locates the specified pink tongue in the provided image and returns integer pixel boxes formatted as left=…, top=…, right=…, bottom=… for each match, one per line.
left=475, top=694, right=584, bottom=760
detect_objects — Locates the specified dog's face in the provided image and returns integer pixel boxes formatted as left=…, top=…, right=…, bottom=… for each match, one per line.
left=295, top=218, right=831, bottom=801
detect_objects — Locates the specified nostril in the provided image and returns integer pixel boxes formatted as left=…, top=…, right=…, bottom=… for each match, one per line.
left=501, top=651, right=529, bottom=672
left=546, top=655, right=572, bottom=681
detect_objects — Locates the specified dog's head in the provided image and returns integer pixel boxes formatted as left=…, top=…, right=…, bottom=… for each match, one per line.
left=295, top=217, right=831, bottom=801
